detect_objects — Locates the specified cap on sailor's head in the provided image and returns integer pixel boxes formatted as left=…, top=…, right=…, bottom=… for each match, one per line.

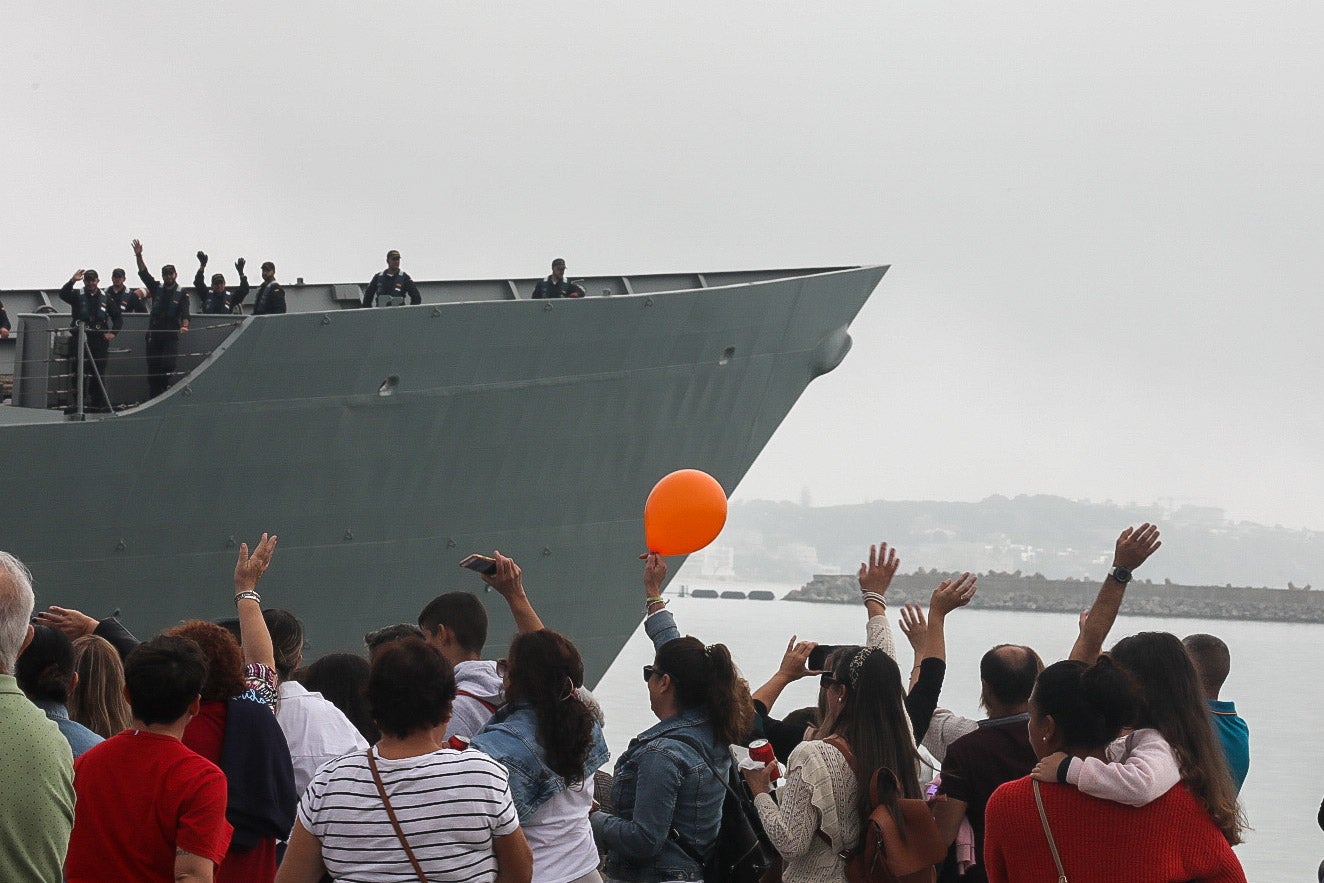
left=387, top=249, right=401, bottom=260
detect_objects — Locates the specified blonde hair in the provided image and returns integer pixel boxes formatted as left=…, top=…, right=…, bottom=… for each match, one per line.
left=70, top=635, right=132, bottom=737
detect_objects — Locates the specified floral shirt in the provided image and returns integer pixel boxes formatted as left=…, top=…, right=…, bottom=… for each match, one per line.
left=243, top=663, right=279, bottom=711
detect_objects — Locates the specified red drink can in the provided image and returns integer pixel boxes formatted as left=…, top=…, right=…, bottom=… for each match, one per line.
left=447, top=734, right=471, bottom=751
left=748, top=739, right=781, bottom=781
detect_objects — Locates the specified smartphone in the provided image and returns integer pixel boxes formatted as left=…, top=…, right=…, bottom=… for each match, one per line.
left=459, top=554, right=498, bottom=576
left=807, top=644, right=845, bottom=672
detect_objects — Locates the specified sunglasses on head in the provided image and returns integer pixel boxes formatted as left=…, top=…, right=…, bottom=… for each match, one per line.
left=819, top=673, right=841, bottom=689
left=643, top=664, right=666, bottom=682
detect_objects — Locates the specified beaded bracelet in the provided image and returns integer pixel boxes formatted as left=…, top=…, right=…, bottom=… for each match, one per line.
left=234, top=590, right=262, bottom=605
left=861, top=591, right=887, bottom=607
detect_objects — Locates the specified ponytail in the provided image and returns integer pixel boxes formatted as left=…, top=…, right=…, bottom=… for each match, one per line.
left=505, top=630, right=595, bottom=785
left=656, top=637, right=754, bottom=747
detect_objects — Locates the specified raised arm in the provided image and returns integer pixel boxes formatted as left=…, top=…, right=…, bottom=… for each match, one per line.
left=35, top=605, right=142, bottom=661
left=480, top=551, right=544, bottom=633
left=233, top=258, right=249, bottom=306
left=905, top=573, right=977, bottom=741
left=60, top=270, right=83, bottom=303
left=752, top=636, right=820, bottom=712
left=898, top=604, right=928, bottom=691
left=194, top=252, right=208, bottom=298
left=234, top=533, right=279, bottom=672
left=640, top=553, right=681, bottom=649
left=858, top=541, right=899, bottom=661
left=1069, top=524, right=1162, bottom=662
left=132, top=239, right=150, bottom=281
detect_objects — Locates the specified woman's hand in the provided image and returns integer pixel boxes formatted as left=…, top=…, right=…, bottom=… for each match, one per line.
left=1031, top=751, right=1070, bottom=783
left=775, top=636, right=821, bottom=681
left=642, top=552, right=667, bottom=599
left=741, top=762, right=773, bottom=796
left=857, top=542, right=899, bottom=597
left=35, top=605, right=99, bottom=640
left=930, top=572, right=978, bottom=616
left=234, top=532, right=278, bottom=595
left=898, top=604, right=927, bottom=654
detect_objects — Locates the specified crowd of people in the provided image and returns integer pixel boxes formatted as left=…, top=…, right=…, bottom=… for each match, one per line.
left=0, top=522, right=1258, bottom=882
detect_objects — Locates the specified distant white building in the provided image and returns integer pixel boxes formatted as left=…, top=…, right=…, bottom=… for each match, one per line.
left=694, top=545, right=737, bottom=578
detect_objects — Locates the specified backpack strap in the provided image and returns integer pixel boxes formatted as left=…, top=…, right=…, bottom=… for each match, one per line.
left=659, top=732, right=738, bottom=862
left=456, top=689, right=500, bottom=713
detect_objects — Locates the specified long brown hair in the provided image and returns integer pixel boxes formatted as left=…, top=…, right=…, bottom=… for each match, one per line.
left=505, top=630, right=595, bottom=785
left=70, top=635, right=132, bottom=737
left=1110, top=632, right=1245, bottom=844
left=828, top=647, right=922, bottom=817
left=654, top=636, right=754, bottom=747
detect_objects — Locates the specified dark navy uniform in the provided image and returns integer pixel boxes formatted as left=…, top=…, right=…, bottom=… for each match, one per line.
left=532, top=276, right=586, bottom=299
left=139, top=268, right=191, bottom=398
left=248, top=280, right=286, bottom=315
left=363, top=270, right=421, bottom=307
left=108, top=285, right=148, bottom=314
left=194, top=267, right=249, bottom=315
left=59, top=279, right=123, bottom=409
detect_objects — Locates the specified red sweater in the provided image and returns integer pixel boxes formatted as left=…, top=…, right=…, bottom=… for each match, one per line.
left=984, top=777, right=1245, bottom=883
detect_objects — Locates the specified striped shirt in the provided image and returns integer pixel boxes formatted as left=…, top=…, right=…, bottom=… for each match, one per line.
left=298, top=746, right=520, bottom=882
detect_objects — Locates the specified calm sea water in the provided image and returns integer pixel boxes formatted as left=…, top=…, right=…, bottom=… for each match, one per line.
left=594, top=590, right=1322, bottom=882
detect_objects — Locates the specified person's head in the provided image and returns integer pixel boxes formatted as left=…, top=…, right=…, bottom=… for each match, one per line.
left=210, top=273, right=226, bottom=292
left=123, top=635, right=208, bottom=726
left=386, top=249, right=401, bottom=269
left=0, top=551, right=36, bottom=675
left=979, top=644, right=1044, bottom=713
left=1182, top=634, right=1231, bottom=701
left=111, top=268, right=126, bottom=288
left=261, top=261, right=275, bottom=282
left=503, top=629, right=595, bottom=784
left=418, top=592, right=487, bottom=665
left=815, top=645, right=857, bottom=730
left=364, top=623, right=425, bottom=661
left=1110, top=631, right=1244, bottom=844
left=82, top=269, right=100, bottom=291
left=16, top=624, right=77, bottom=704
left=300, top=652, right=377, bottom=743
left=1027, top=658, right=1135, bottom=759
left=163, top=620, right=245, bottom=701
left=825, top=646, right=922, bottom=807
left=648, top=635, right=752, bottom=747
left=368, top=637, right=456, bottom=740
left=263, top=608, right=305, bottom=681
left=551, top=258, right=566, bottom=280
left=71, top=634, right=132, bottom=738
left=161, top=264, right=177, bottom=284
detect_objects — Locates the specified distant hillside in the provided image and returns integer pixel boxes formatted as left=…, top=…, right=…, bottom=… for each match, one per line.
left=716, top=496, right=1322, bottom=588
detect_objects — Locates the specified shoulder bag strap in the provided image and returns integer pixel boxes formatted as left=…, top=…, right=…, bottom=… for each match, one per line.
left=1031, top=779, right=1068, bottom=883
left=367, top=749, right=430, bottom=883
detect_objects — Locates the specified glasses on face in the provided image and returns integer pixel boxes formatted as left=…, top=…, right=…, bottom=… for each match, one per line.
left=643, top=664, right=665, bottom=683
left=496, top=659, right=509, bottom=678
left=819, top=673, right=839, bottom=689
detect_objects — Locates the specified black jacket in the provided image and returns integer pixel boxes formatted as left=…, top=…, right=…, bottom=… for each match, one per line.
left=138, top=269, right=191, bottom=330
left=59, top=281, right=124, bottom=333
left=363, top=269, right=421, bottom=307
left=194, top=268, right=250, bottom=314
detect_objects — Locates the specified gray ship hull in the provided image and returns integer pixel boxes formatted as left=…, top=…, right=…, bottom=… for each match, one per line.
left=1, top=266, right=886, bottom=683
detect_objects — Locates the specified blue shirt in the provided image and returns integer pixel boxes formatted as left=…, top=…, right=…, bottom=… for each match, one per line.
left=1207, top=699, right=1249, bottom=793
left=33, top=701, right=104, bottom=759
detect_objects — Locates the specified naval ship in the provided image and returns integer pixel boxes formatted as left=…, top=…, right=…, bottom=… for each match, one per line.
left=0, top=265, right=887, bottom=684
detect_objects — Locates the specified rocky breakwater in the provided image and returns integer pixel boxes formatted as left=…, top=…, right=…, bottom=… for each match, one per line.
left=785, top=571, right=1324, bottom=624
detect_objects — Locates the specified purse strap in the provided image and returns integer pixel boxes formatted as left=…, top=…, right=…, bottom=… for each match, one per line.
left=1031, top=779, right=1068, bottom=883
left=367, top=749, right=430, bottom=883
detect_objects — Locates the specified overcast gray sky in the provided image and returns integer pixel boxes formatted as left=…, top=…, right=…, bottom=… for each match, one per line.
left=5, top=3, right=1321, bottom=529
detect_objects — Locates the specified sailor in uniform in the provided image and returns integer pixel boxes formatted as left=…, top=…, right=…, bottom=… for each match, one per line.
left=194, top=251, right=250, bottom=315
left=133, top=239, right=191, bottom=399
left=107, top=268, right=148, bottom=314
left=531, top=258, right=586, bottom=299
left=245, top=261, right=287, bottom=315
left=58, top=268, right=123, bottom=410
left=362, top=249, right=422, bottom=307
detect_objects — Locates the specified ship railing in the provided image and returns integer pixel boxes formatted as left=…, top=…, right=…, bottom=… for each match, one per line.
left=7, top=315, right=244, bottom=417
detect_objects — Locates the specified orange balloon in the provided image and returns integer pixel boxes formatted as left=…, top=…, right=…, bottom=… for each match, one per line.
left=644, top=469, right=728, bottom=556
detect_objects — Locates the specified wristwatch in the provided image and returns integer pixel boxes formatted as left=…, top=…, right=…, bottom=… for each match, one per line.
left=1109, top=565, right=1132, bottom=585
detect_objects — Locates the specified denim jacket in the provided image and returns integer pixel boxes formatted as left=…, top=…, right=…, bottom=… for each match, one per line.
left=591, top=707, right=729, bottom=883
left=471, top=700, right=610, bottom=824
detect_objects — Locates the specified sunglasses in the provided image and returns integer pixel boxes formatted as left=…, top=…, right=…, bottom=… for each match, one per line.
left=643, top=664, right=666, bottom=682
left=819, top=673, right=840, bottom=689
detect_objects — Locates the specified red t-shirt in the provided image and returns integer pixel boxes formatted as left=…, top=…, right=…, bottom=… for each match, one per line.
left=65, top=729, right=233, bottom=882
left=983, top=777, right=1246, bottom=883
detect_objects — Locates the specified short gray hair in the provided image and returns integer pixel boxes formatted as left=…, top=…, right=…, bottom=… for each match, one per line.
left=0, top=551, right=36, bottom=674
